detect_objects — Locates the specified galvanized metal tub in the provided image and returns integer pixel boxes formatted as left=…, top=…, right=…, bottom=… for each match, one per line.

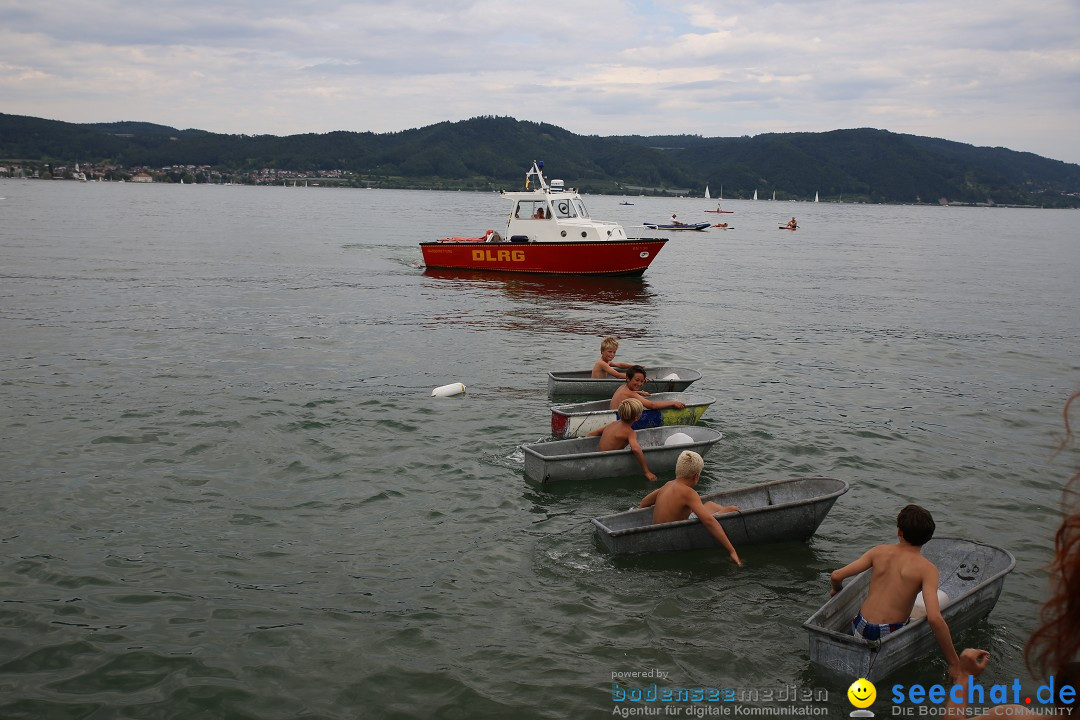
left=522, top=426, right=722, bottom=484
left=550, top=392, right=716, bottom=438
left=546, top=366, right=701, bottom=398
left=803, top=537, right=1015, bottom=681
left=591, top=477, right=848, bottom=554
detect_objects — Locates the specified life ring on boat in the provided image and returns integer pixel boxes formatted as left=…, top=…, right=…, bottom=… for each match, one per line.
left=438, top=232, right=493, bottom=243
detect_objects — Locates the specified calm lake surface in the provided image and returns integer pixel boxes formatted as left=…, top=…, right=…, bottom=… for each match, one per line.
left=1, top=179, right=1078, bottom=719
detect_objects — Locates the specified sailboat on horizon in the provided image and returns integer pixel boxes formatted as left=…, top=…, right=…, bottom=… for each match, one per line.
left=753, top=189, right=758, bottom=201
left=704, top=184, right=711, bottom=199
left=814, top=191, right=819, bottom=203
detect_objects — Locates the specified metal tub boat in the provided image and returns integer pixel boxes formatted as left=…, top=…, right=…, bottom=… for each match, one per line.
left=550, top=392, right=716, bottom=439
left=803, top=537, right=1015, bottom=681
left=522, top=426, right=722, bottom=484
left=591, top=477, right=848, bottom=554
left=547, top=366, right=701, bottom=397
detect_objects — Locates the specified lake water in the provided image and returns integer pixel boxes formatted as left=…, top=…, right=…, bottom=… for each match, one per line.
left=1, top=179, right=1078, bottom=719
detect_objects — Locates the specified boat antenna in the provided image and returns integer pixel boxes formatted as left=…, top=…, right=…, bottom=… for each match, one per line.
left=526, top=160, right=549, bottom=191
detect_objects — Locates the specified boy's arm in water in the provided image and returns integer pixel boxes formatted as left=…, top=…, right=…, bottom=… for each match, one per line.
left=627, top=431, right=656, bottom=482
left=922, top=564, right=961, bottom=676
left=688, top=492, right=741, bottom=566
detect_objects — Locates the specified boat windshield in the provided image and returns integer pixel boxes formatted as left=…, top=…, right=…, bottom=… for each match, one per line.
left=516, top=201, right=551, bottom=219
left=552, top=197, right=590, bottom=220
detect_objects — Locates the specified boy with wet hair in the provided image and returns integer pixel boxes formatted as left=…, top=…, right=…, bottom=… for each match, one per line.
left=830, top=504, right=960, bottom=679
left=591, top=336, right=634, bottom=379
left=588, top=398, right=656, bottom=481
left=638, top=450, right=742, bottom=566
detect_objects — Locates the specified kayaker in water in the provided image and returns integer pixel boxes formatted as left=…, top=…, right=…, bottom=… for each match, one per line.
left=670, top=213, right=684, bottom=226
left=786, top=217, right=798, bottom=230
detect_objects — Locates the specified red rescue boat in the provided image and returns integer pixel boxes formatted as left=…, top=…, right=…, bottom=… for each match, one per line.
left=420, top=161, right=668, bottom=276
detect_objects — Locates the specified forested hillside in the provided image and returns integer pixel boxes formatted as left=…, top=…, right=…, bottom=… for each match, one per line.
left=2, top=113, right=1078, bottom=206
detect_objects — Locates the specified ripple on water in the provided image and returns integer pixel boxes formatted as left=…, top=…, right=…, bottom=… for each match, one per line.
left=89, top=434, right=167, bottom=445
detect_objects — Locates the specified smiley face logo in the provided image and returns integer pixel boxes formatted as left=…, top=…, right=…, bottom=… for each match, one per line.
left=847, top=678, right=876, bottom=709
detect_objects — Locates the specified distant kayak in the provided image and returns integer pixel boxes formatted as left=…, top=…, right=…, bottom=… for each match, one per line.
left=779, top=225, right=798, bottom=231
left=645, top=222, right=711, bottom=231
left=705, top=209, right=734, bottom=214
left=619, top=201, right=634, bottom=205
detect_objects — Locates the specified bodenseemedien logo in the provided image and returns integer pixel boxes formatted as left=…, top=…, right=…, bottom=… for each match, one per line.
left=848, top=678, right=877, bottom=717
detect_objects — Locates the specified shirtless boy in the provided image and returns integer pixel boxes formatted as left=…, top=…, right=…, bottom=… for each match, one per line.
left=588, top=398, right=655, bottom=481
left=609, top=365, right=686, bottom=411
left=638, top=450, right=742, bottom=566
left=591, top=336, right=634, bottom=379
left=830, top=504, right=960, bottom=678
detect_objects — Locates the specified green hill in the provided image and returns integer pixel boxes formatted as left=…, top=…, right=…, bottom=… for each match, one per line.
left=1, top=112, right=1077, bottom=206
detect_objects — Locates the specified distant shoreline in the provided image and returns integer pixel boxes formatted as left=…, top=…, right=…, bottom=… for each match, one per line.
left=1, top=175, right=1070, bottom=210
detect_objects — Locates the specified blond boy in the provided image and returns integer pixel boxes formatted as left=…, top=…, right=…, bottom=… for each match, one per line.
left=638, top=451, right=742, bottom=566
left=591, top=336, right=634, bottom=379
left=587, top=398, right=656, bottom=481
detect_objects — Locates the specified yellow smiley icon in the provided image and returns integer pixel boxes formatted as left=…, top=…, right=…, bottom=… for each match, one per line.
left=847, top=678, right=877, bottom=709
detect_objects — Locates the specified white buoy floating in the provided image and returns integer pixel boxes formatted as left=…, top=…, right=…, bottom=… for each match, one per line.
left=661, top=372, right=680, bottom=381
left=432, top=382, right=465, bottom=397
left=664, top=432, right=694, bottom=446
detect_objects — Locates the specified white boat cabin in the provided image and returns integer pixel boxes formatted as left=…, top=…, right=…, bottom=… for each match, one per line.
left=497, top=161, right=631, bottom=243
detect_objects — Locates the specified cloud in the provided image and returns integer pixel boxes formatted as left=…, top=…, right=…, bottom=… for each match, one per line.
left=1, top=0, right=1078, bottom=163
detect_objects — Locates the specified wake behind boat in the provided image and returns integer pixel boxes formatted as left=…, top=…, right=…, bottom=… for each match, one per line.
left=419, top=161, right=667, bottom=276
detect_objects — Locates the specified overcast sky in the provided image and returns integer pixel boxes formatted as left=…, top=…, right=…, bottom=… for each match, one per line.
left=2, top=0, right=1079, bottom=164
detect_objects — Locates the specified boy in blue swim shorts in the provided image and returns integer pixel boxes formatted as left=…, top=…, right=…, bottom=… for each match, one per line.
left=829, top=505, right=961, bottom=679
